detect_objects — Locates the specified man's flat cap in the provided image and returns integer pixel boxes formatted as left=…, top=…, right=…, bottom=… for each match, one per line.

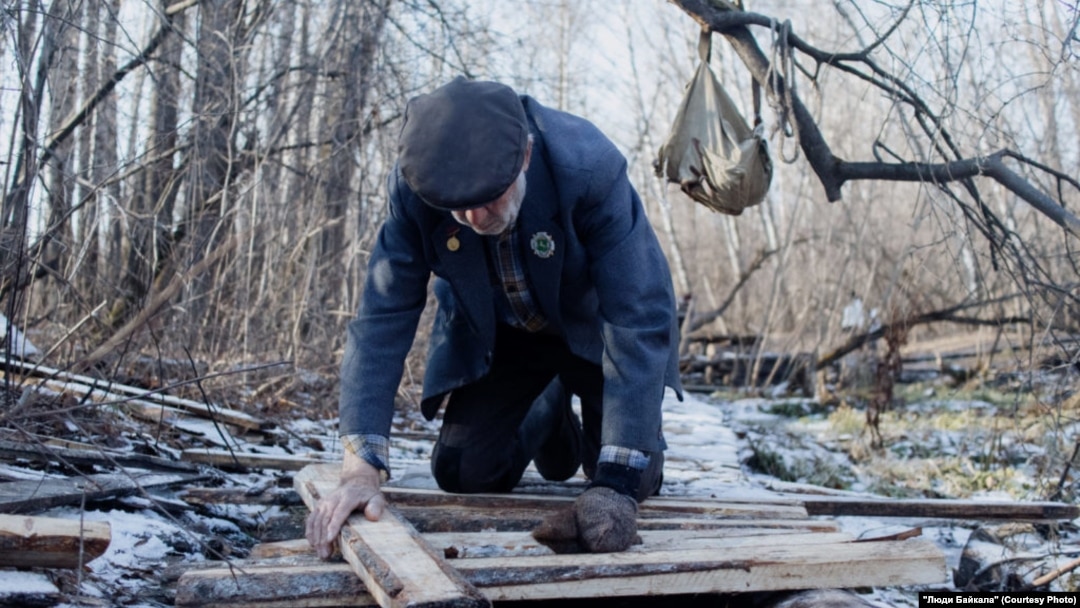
left=399, top=76, right=529, bottom=211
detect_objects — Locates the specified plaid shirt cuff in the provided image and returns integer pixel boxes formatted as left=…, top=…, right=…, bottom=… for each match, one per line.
left=341, top=433, right=391, bottom=482
left=598, top=445, right=650, bottom=470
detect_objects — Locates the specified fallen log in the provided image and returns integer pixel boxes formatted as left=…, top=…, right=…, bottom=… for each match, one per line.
left=0, top=513, right=111, bottom=568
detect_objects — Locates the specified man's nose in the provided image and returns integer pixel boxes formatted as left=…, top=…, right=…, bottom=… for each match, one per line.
left=464, top=206, right=488, bottom=226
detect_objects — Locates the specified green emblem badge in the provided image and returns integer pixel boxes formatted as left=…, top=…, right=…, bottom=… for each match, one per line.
left=530, top=232, right=555, bottom=259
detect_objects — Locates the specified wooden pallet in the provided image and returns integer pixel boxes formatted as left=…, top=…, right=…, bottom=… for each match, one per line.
left=177, top=464, right=949, bottom=607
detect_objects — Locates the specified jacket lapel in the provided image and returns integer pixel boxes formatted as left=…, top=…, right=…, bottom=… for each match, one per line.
left=431, top=218, right=494, bottom=337
left=516, top=149, right=564, bottom=328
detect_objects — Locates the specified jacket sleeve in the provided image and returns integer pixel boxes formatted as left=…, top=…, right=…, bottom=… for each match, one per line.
left=575, top=146, right=678, bottom=453
left=338, top=169, right=431, bottom=437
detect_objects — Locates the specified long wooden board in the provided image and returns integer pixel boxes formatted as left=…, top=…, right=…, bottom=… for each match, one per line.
left=0, top=471, right=204, bottom=513
left=181, top=449, right=336, bottom=471
left=799, top=495, right=1080, bottom=521
left=0, top=513, right=111, bottom=568
left=294, top=466, right=489, bottom=608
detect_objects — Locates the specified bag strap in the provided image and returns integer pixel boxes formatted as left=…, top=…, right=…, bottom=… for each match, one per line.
left=698, top=28, right=711, bottom=63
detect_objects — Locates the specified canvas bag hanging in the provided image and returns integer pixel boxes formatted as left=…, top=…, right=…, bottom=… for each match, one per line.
left=655, top=30, right=772, bottom=216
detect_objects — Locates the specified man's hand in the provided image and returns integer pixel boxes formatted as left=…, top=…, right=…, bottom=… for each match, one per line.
left=305, top=452, right=387, bottom=560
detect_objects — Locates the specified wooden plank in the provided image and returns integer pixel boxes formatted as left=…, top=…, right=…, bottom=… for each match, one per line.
left=427, top=530, right=854, bottom=558
left=294, top=466, right=489, bottom=608
left=177, top=536, right=946, bottom=605
left=176, top=562, right=376, bottom=608
left=301, top=464, right=807, bottom=519
left=247, top=522, right=849, bottom=563
left=0, top=513, right=111, bottom=568
left=181, top=449, right=336, bottom=471
left=462, top=538, right=947, bottom=599
left=0, top=471, right=204, bottom=514
left=1, top=361, right=266, bottom=430
left=799, top=495, right=1080, bottom=521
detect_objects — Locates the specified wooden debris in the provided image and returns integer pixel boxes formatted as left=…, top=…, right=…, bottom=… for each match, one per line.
left=0, top=471, right=204, bottom=514
left=1, top=359, right=266, bottom=431
left=178, top=486, right=303, bottom=507
left=294, top=466, right=490, bottom=608
left=284, top=464, right=947, bottom=606
left=178, top=529, right=946, bottom=606
left=176, top=561, right=372, bottom=608
left=180, top=448, right=335, bottom=471
left=0, top=439, right=198, bottom=474
left=0, top=513, right=111, bottom=568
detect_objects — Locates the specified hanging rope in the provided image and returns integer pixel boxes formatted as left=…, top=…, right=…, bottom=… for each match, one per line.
left=765, top=18, right=801, bottom=163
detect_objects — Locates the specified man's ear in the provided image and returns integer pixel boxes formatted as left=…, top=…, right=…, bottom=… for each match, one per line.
left=522, top=138, right=533, bottom=172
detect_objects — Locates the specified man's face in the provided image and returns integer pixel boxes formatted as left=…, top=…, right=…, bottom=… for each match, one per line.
left=452, top=171, right=526, bottom=235
left=451, top=140, right=532, bottom=236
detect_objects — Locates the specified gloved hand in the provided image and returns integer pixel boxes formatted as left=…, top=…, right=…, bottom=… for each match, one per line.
left=532, top=486, right=640, bottom=553
left=574, top=486, right=639, bottom=552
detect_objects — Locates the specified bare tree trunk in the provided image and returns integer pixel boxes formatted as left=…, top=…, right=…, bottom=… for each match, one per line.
left=74, top=1, right=98, bottom=292
left=44, top=0, right=80, bottom=313
left=182, top=0, right=244, bottom=327
left=318, top=0, right=390, bottom=297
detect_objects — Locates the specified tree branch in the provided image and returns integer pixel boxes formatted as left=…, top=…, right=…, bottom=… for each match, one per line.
left=666, top=0, right=1080, bottom=238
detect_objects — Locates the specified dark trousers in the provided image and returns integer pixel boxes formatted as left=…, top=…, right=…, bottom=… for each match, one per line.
left=430, top=324, right=663, bottom=500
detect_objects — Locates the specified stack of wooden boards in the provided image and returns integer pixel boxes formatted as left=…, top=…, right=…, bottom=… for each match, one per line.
left=173, top=463, right=1040, bottom=608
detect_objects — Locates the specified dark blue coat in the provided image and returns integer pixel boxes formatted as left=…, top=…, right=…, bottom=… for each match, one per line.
left=338, top=96, right=682, bottom=453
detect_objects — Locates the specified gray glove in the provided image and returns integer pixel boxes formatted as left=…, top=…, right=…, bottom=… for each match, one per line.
left=532, top=486, right=640, bottom=553
left=575, top=486, right=639, bottom=552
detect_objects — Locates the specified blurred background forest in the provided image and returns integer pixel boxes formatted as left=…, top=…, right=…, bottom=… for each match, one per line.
left=2, top=0, right=1079, bottom=418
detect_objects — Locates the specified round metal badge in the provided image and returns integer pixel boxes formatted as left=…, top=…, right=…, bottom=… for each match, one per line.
left=530, top=232, right=555, bottom=258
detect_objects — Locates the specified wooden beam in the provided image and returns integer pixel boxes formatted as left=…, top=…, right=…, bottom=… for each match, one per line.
left=0, top=513, right=111, bottom=568
left=0, top=471, right=204, bottom=514
left=294, top=466, right=489, bottom=608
